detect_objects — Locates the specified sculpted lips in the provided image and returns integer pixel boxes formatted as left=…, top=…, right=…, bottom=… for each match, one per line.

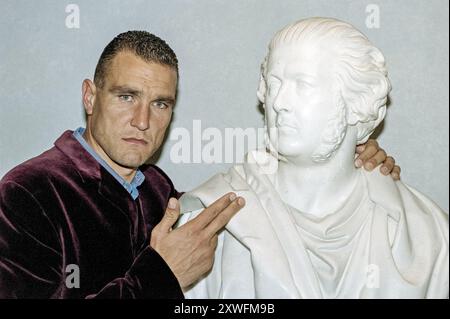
left=276, top=117, right=298, bottom=132
left=122, top=137, right=148, bottom=145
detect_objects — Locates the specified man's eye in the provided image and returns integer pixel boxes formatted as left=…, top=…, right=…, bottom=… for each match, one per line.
left=119, top=95, right=134, bottom=102
left=153, top=101, right=169, bottom=109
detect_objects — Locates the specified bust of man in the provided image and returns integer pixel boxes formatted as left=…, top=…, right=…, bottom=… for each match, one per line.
left=178, top=17, right=449, bottom=298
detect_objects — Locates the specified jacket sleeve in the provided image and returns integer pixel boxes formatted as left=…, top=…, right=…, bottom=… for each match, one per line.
left=0, top=181, right=183, bottom=299
left=85, top=247, right=183, bottom=299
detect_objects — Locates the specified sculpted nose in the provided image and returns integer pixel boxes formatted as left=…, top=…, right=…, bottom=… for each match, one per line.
left=273, top=96, right=291, bottom=113
left=273, top=102, right=290, bottom=112
left=131, top=104, right=150, bottom=131
left=272, top=87, right=292, bottom=113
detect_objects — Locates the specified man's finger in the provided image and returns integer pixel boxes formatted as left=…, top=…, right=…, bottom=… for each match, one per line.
left=187, top=192, right=237, bottom=230
left=205, top=197, right=245, bottom=236
left=380, top=156, right=395, bottom=175
left=210, top=234, right=218, bottom=248
left=355, top=144, right=366, bottom=154
left=364, top=149, right=387, bottom=171
left=391, top=165, right=401, bottom=180
left=157, top=197, right=180, bottom=233
left=355, top=139, right=379, bottom=167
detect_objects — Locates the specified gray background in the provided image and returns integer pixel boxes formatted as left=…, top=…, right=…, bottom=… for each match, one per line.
left=1, top=0, right=448, bottom=211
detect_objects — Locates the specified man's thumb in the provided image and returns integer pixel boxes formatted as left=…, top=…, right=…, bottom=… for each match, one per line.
left=159, top=197, right=180, bottom=232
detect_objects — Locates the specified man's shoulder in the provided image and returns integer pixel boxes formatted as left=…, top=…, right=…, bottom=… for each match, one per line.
left=1, top=146, right=74, bottom=192
left=141, top=164, right=173, bottom=184
left=140, top=164, right=180, bottom=196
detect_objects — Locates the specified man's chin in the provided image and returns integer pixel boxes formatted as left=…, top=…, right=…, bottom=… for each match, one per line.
left=113, top=149, right=156, bottom=169
left=115, top=156, right=147, bottom=170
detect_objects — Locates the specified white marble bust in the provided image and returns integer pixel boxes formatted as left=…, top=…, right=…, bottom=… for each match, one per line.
left=178, top=17, right=449, bottom=298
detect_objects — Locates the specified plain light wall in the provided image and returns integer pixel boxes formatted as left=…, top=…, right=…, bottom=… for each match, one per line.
left=0, top=0, right=448, bottom=212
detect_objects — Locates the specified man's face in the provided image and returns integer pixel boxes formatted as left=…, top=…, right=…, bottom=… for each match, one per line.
left=265, top=42, right=339, bottom=160
left=85, top=51, right=177, bottom=170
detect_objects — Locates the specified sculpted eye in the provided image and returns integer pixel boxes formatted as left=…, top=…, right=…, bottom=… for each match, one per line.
left=119, top=95, right=134, bottom=103
left=296, top=79, right=314, bottom=91
left=267, top=77, right=281, bottom=96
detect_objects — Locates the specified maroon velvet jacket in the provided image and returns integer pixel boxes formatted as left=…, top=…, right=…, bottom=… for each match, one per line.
left=0, top=130, right=184, bottom=299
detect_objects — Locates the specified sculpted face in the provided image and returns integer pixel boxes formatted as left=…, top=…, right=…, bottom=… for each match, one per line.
left=83, top=51, right=177, bottom=175
left=265, top=42, right=341, bottom=160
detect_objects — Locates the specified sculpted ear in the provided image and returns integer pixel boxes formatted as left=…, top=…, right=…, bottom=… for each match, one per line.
left=257, top=73, right=267, bottom=105
left=355, top=106, right=387, bottom=144
left=373, top=106, right=386, bottom=127
left=257, top=57, right=268, bottom=105
left=347, top=112, right=360, bottom=126
left=346, top=107, right=386, bottom=127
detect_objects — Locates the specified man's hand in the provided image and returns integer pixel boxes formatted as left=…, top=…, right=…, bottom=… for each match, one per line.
left=150, top=193, right=245, bottom=289
left=354, top=139, right=401, bottom=180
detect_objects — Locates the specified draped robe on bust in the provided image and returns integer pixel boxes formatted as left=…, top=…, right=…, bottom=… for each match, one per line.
left=178, top=150, right=449, bottom=299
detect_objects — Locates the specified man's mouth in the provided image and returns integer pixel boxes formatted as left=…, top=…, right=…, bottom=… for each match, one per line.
left=122, top=138, right=148, bottom=145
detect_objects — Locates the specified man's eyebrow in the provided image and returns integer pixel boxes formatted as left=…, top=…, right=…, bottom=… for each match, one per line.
left=108, top=85, right=143, bottom=95
left=108, top=86, right=176, bottom=104
left=154, top=96, right=176, bottom=105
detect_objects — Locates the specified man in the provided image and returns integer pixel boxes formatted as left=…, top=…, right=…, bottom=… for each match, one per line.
left=179, top=18, right=448, bottom=298
left=0, top=30, right=398, bottom=298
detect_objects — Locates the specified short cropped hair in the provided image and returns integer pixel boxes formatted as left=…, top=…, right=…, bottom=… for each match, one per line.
left=94, top=30, right=179, bottom=88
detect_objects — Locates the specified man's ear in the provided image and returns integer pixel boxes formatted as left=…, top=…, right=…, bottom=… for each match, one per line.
left=82, top=79, right=97, bottom=115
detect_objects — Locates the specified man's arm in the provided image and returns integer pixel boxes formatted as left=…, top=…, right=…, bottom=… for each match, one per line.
left=90, top=193, right=244, bottom=296
left=0, top=181, right=62, bottom=298
left=84, top=247, right=183, bottom=299
left=0, top=181, right=243, bottom=298
left=0, top=181, right=183, bottom=299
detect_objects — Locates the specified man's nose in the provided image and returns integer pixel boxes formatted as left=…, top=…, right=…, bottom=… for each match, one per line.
left=130, top=104, right=150, bottom=131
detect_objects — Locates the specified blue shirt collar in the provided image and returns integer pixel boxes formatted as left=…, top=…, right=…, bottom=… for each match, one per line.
left=73, top=127, right=145, bottom=200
